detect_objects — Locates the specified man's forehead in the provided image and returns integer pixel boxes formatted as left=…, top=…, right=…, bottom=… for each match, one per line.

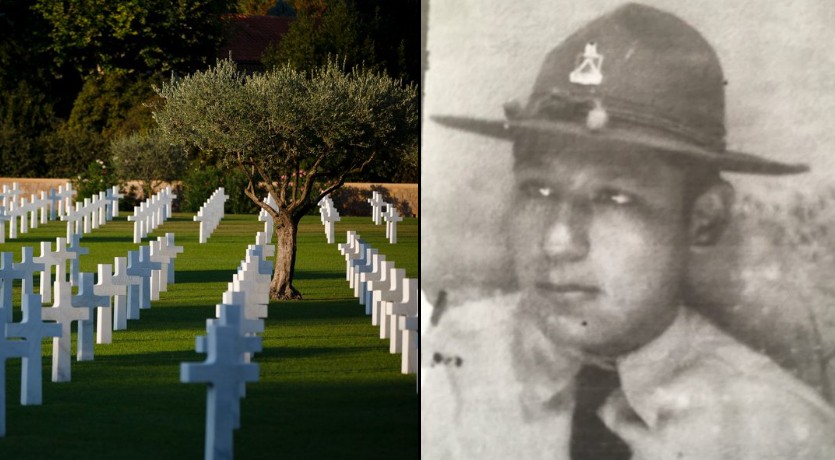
left=512, top=134, right=684, bottom=185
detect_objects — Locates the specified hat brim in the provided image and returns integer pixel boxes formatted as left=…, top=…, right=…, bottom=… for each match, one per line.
left=431, top=115, right=808, bottom=175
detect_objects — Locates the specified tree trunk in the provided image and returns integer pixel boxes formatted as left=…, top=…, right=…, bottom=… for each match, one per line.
left=270, top=212, right=303, bottom=300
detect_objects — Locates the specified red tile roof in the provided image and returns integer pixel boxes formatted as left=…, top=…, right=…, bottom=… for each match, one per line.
left=219, top=15, right=294, bottom=64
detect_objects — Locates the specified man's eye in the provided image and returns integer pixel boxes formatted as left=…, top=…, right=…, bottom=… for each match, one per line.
left=595, top=189, right=635, bottom=206
left=518, top=183, right=553, bottom=199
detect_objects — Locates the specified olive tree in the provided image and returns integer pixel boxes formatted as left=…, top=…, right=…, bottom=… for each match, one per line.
left=153, top=59, right=417, bottom=299
left=110, top=130, right=188, bottom=200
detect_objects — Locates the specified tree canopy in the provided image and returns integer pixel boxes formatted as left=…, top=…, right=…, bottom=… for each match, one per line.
left=153, top=58, right=417, bottom=298
left=33, top=0, right=238, bottom=76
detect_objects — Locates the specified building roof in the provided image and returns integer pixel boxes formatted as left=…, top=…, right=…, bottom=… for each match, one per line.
left=219, top=15, right=294, bottom=65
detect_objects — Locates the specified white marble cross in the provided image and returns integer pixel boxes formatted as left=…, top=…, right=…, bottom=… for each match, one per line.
left=321, top=205, right=340, bottom=244
left=338, top=231, right=360, bottom=282
left=67, top=233, right=89, bottom=286
left=110, top=257, right=140, bottom=330
left=181, top=303, right=261, bottom=460
left=5, top=293, right=61, bottom=405
left=71, top=272, right=109, bottom=361
left=400, top=312, right=419, bottom=375
left=254, top=232, right=275, bottom=258
left=0, top=205, right=8, bottom=243
left=366, top=262, right=400, bottom=327
left=14, top=247, right=45, bottom=297
left=347, top=240, right=371, bottom=290
left=372, top=267, right=406, bottom=340
left=106, top=185, right=123, bottom=219
left=127, top=246, right=161, bottom=311
left=367, top=191, right=385, bottom=225
left=383, top=206, right=404, bottom=244
left=0, top=320, right=26, bottom=437
left=52, top=237, right=77, bottom=285
left=358, top=253, right=387, bottom=313
left=383, top=277, right=418, bottom=354
left=34, top=242, right=58, bottom=303
left=94, top=264, right=124, bottom=344
left=194, top=188, right=228, bottom=243
left=42, top=280, right=90, bottom=382
left=351, top=247, right=378, bottom=303
left=148, top=240, right=175, bottom=300
left=157, top=233, right=184, bottom=284
left=258, top=194, right=278, bottom=240
left=0, top=252, right=23, bottom=323
left=46, top=187, right=60, bottom=221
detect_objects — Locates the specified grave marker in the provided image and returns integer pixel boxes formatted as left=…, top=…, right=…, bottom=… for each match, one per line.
left=93, top=264, right=124, bottom=344
left=0, top=323, right=26, bottom=437
left=181, top=303, right=261, bottom=460
left=111, top=257, right=140, bottom=330
left=67, top=233, right=89, bottom=286
left=34, top=241, right=59, bottom=304
left=72, top=272, right=110, bottom=361
left=368, top=191, right=385, bottom=225
left=42, top=280, right=90, bottom=382
left=5, top=294, right=62, bottom=405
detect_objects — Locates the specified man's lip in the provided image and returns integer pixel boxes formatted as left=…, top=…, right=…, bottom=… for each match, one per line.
left=534, top=282, right=601, bottom=294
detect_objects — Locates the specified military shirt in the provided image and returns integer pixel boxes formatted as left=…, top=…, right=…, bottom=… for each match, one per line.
left=421, top=293, right=835, bottom=459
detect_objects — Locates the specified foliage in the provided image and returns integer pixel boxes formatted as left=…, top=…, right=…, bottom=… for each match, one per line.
left=32, top=0, right=238, bottom=76
left=263, top=0, right=419, bottom=85
left=110, top=130, right=188, bottom=199
left=181, top=164, right=265, bottom=214
left=263, top=0, right=372, bottom=76
left=180, top=165, right=224, bottom=213
left=41, top=121, right=109, bottom=178
left=0, top=82, right=56, bottom=177
left=72, top=158, right=118, bottom=200
left=69, top=71, right=161, bottom=140
left=153, top=58, right=417, bottom=298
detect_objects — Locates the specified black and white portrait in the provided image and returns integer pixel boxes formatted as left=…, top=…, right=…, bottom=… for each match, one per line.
left=421, top=1, right=835, bottom=458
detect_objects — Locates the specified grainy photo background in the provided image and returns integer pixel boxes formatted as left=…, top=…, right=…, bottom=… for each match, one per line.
left=422, top=0, right=835, bottom=400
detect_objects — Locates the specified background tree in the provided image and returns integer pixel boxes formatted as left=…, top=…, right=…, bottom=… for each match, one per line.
left=33, top=0, right=237, bottom=76
left=110, top=130, right=188, bottom=200
left=154, top=59, right=417, bottom=299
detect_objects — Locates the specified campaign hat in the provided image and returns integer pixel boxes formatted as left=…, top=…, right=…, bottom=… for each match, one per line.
left=432, top=3, right=807, bottom=175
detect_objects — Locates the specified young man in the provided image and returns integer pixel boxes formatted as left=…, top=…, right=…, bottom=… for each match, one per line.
left=422, top=3, right=835, bottom=459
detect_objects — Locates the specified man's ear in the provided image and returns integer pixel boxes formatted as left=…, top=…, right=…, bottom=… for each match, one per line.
left=689, top=179, right=734, bottom=247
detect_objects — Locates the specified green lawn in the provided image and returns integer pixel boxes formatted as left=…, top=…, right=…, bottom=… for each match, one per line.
left=0, top=213, right=418, bottom=459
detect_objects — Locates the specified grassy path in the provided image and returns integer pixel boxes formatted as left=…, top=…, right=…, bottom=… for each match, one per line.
left=0, top=213, right=418, bottom=459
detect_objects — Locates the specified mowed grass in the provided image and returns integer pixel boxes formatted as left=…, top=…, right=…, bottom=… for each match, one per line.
left=0, top=212, right=418, bottom=459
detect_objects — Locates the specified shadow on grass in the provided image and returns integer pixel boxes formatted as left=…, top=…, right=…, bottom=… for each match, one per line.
left=294, top=270, right=344, bottom=281
left=176, top=269, right=239, bottom=284
left=238, top=379, right=418, bottom=460
left=268, top=299, right=368, bottom=320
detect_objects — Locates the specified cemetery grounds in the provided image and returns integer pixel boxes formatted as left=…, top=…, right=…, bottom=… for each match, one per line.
left=0, top=212, right=418, bottom=459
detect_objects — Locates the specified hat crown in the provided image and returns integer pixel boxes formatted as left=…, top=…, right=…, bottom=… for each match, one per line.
left=529, top=3, right=726, bottom=149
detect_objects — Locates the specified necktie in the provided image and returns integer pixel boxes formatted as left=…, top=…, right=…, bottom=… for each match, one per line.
left=569, top=365, right=631, bottom=460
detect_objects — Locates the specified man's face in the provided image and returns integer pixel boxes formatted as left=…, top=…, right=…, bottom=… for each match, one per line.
left=511, top=134, right=690, bottom=358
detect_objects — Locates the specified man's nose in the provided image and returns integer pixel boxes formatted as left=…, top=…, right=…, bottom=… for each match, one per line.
left=542, top=201, right=590, bottom=261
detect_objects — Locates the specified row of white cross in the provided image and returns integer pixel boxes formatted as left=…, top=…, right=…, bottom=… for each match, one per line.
left=318, top=195, right=341, bottom=244
left=194, top=187, right=229, bottom=243
left=366, top=191, right=404, bottom=244
left=339, top=231, right=419, bottom=375
left=0, top=232, right=183, bottom=436
left=257, top=193, right=278, bottom=241
left=181, top=227, right=273, bottom=460
left=60, top=186, right=124, bottom=240
left=0, top=183, right=123, bottom=243
left=128, top=186, right=176, bottom=244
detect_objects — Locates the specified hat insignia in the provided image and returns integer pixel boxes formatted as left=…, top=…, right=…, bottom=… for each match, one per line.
left=569, top=42, right=604, bottom=86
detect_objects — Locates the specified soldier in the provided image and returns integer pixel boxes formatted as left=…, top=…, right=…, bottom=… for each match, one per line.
left=422, top=3, right=835, bottom=459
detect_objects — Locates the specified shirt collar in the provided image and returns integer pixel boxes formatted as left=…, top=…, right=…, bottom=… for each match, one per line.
left=614, top=306, right=693, bottom=428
